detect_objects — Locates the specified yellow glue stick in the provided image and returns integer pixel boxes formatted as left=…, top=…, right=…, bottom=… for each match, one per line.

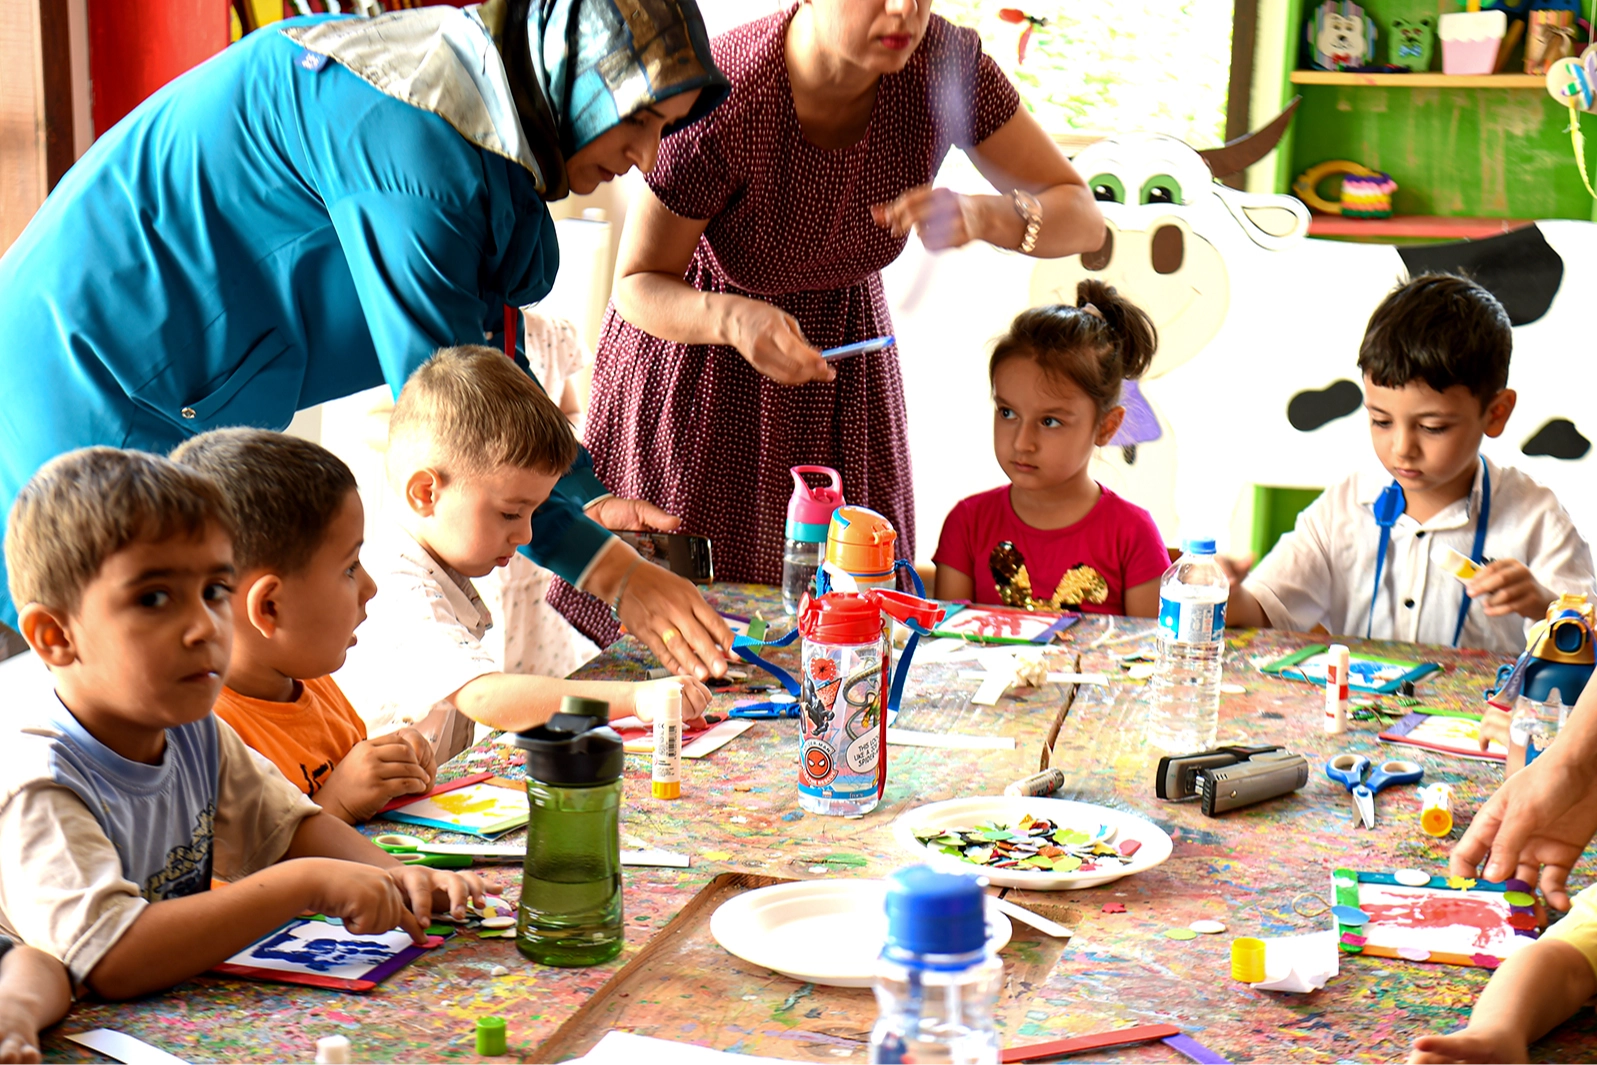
left=652, top=686, right=682, bottom=800
left=1439, top=545, right=1483, bottom=583
left=1421, top=783, right=1453, bottom=837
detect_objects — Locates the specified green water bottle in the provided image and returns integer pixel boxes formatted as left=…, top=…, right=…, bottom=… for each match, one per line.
left=512, top=696, right=624, bottom=966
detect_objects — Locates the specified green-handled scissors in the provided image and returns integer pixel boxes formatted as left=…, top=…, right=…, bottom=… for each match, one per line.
left=373, top=833, right=474, bottom=869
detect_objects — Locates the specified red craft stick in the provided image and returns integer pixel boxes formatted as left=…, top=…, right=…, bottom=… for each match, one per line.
left=1001, top=1025, right=1182, bottom=1063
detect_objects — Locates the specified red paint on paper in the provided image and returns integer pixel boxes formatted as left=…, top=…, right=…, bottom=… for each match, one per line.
left=1361, top=894, right=1509, bottom=951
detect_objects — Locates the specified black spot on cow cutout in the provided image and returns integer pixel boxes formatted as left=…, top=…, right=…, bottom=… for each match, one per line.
left=1396, top=226, right=1562, bottom=326
left=1287, top=379, right=1363, bottom=432
left=1522, top=418, right=1592, bottom=460
left=1121, top=444, right=1138, bottom=465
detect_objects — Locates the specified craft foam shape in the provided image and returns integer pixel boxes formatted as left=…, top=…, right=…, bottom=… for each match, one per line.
left=887, top=113, right=1597, bottom=562
left=1308, top=0, right=1377, bottom=70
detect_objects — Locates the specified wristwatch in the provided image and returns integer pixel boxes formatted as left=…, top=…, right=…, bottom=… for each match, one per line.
left=1010, top=189, right=1042, bottom=254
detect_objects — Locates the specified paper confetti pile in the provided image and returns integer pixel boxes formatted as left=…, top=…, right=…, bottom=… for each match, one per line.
left=914, top=814, right=1143, bottom=873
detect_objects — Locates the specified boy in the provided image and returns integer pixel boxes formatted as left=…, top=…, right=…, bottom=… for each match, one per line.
left=171, top=429, right=436, bottom=823
left=337, top=346, right=709, bottom=758
left=0, top=938, right=69, bottom=1063
left=1408, top=883, right=1597, bottom=1062
left=0, top=448, right=481, bottom=1000
left=1226, top=274, right=1593, bottom=657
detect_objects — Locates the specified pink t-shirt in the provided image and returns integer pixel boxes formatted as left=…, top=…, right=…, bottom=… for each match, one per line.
left=933, top=485, right=1169, bottom=615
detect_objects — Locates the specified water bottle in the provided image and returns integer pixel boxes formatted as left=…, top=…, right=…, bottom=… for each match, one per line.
left=869, top=866, right=1003, bottom=1065
left=783, top=466, right=845, bottom=614
left=1150, top=537, right=1230, bottom=753
left=822, top=505, right=900, bottom=596
left=512, top=696, right=624, bottom=966
left=1508, top=687, right=1565, bottom=776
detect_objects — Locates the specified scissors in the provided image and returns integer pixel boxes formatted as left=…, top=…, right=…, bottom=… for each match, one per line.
left=1324, top=755, right=1424, bottom=829
left=727, top=699, right=801, bottom=719
left=373, top=833, right=475, bottom=869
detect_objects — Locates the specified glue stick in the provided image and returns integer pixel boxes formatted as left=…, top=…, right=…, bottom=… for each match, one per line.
left=652, top=685, right=682, bottom=800
left=1421, top=783, right=1453, bottom=837
left=1324, top=644, right=1349, bottom=735
left=1004, top=767, right=1066, bottom=798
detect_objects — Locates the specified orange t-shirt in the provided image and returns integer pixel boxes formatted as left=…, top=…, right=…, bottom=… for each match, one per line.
left=212, top=675, right=367, bottom=797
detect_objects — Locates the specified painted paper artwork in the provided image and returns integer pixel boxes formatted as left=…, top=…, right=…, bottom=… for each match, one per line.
left=1261, top=645, right=1440, bottom=693
left=384, top=779, right=529, bottom=837
left=1380, top=709, right=1507, bottom=762
left=933, top=605, right=1077, bottom=645
left=1334, top=870, right=1540, bottom=968
left=214, top=917, right=443, bottom=991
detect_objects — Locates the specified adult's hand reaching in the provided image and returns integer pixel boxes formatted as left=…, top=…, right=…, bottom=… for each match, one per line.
left=726, top=299, right=833, bottom=386
left=1450, top=750, right=1597, bottom=910
left=583, top=539, right=732, bottom=681
left=586, top=496, right=682, bottom=533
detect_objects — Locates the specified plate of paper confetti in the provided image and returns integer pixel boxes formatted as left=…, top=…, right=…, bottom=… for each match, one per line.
left=894, top=797, right=1173, bottom=890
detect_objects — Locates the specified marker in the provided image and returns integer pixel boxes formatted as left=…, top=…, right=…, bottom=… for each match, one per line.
left=1004, top=767, right=1066, bottom=797
left=1324, top=644, right=1349, bottom=735
left=820, top=335, right=895, bottom=362
left=652, top=686, right=682, bottom=800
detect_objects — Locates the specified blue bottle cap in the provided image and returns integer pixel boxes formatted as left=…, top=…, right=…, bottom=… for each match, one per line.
left=883, top=865, right=987, bottom=956
left=1183, top=537, right=1217, bottom=555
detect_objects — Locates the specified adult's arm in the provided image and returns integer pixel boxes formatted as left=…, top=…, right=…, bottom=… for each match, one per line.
left=871, top=106, right=1105, bottom=258
left=1451, top=677, right=1597, bottom=909
left=610, top=189, right=833, bottom=386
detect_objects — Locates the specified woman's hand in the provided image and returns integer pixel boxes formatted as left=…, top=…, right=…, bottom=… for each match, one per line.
left=586, top=496, right=682, bottom=533
left=726, top=299, right=833, bottom=385
left=871, top=186, right=987, bottom=250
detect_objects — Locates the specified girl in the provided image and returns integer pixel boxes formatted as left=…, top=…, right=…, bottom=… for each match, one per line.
left=933, top=281, right=1168, bottom=617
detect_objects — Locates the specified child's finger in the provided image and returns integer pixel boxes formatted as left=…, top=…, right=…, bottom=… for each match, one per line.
left=394, top=904, right=429, bottom=946
left=398, top=870, right=435, bottom=928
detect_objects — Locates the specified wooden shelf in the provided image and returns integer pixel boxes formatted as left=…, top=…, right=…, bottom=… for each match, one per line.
left=1308, top=214, right=1534, bottom=239
left=1290, top=70, right=1546, bottom=87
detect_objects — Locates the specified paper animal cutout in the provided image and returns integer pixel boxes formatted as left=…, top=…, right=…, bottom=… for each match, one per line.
left=1386, top=16, right=1435, bottom=70
left=1309, top=0, right=1377, bottom=70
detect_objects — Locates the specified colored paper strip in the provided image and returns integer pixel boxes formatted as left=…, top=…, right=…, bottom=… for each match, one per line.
left=1163, top=1034, right=1233, bottom=1064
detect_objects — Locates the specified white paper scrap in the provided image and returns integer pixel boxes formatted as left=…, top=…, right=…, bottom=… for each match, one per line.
left=574, top=1031, right=789, bottom=1064
left=681, top=719, right=755, bottom=758
left=621, top=849, right=691, bottom=869
left=970, top=674, right=1013, bottom=706
left=886, top=729, right=1015, bottom=750
left=1249, top=930, right=1340, bottom=993
left=65, top=1030, right=190, bottom=1065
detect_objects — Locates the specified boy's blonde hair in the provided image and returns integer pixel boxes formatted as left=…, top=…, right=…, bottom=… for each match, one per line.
left=389, top=345, right=579, bottom=479
left=5, top=447, right=234, bottom=614
left=171, top=428, right=357, bottom=576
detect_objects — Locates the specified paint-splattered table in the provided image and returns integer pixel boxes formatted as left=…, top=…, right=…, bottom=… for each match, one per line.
left=44, top=584, right=1597, bottom=1064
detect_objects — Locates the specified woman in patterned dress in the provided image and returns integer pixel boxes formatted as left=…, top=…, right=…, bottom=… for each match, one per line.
left=581, top=0, right=1106, bottom=597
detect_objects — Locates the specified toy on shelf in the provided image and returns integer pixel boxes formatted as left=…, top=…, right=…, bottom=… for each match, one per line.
left=1386, top=16, right=1437, bottom=69
left=1546, top=47, right=1597, bottom=109
left=1308, top=0, right=1378, bottom=70
left=1292, top=160, right=1397, bottom=217
left=1441, top=7, right=1509, bottom=74
left=1527, top=0, right=1582, bottom=74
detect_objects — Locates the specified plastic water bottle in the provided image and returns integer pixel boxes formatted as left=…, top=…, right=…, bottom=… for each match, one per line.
left=783, top=466, right=845, bottom=614
left=869, top=866, right=1002, bottom=1065
left=1508, top=687, right=1564, bottom=776
left=1150, top=537, right=1230, bottom=753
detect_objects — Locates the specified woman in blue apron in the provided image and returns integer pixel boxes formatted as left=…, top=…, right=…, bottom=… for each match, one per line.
left=0, top=0, right=735, bottom=677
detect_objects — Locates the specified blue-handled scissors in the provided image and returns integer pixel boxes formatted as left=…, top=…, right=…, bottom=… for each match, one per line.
left=1325, top=754, right=1424, bottom=829
left=727, top=699, right=801, bottom=720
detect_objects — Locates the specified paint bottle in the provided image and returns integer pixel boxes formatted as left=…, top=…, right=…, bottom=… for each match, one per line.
left=651, top=685, right=682, bottom=800
left=1324, top=644, right=1349, bottom=735
left=512, top=697, right=624, bottom=966
left=1420, top=783, right=1453, bottom=837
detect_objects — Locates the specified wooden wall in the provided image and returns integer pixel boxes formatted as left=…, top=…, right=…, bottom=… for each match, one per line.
left=1, top=0, right=73, bottom=252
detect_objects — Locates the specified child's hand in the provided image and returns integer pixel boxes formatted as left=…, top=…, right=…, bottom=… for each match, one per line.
left=1478, top=706, right=1511, bottom=751
left=307, top=859, right=429, bottom=945
left=1216, top=553, right=1254, bottom=586
left=385, top=867, right=485, bottom=930
left=632, top=676, right=711, bottom=727
left=315, top=736, right=433, bottom=824
left=0, top=1004, right=42, bottom=1065
left=1465, top=559, right=1553, bottom=620
left=389, top=727, right=438, bottom=785
left=1408, top=1027, right=1527, bottom=1063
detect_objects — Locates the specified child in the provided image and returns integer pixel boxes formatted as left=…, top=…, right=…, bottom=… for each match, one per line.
left=1408, top=883, right=1597, bottom=1062
left=336, top=345, right=709, bottom=759
left=0, top=448, right=481, bottom=1000
left=933, top=281, right=1169, bottom=617
left=1227, top=274, right=1594, bottom=657
left=170, top=429, right=436, bottom=823
left=0, top=938, right=69, bottom=1064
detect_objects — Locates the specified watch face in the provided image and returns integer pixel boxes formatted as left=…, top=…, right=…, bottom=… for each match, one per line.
left=1013, top=190, right=1042, bottom=215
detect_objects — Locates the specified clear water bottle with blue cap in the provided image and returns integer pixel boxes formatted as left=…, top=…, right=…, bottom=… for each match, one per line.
left=869, top=866, right=1002, bottom=1065
left=1151, top=537, right=1230, bottom=753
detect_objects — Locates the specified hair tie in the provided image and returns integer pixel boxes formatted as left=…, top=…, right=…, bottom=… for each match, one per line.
left=1080, top=302, right=1105, bottom=320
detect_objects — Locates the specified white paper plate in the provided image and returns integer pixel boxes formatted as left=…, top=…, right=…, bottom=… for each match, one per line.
left=893, top=796, right=1174, bottom=890
left=710, top=879, right=1013, bottom=988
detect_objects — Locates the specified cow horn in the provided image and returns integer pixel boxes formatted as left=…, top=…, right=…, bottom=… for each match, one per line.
left=1197, top=97, right=1302, bottom=179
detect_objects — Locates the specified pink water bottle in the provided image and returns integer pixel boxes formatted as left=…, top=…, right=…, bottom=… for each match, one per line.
left=783, top=466, right=845, bottom=615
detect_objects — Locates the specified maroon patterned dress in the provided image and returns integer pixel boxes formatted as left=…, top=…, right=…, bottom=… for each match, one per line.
left=555, top=9, right=1018, bottom=641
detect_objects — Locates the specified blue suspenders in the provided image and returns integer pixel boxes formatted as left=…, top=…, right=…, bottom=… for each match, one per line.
left=1366, top=457, right=1491, bottom=648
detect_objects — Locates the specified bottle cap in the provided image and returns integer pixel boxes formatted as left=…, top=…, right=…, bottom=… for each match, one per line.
left=798, top=592, right=884, bottom=646
left=476, top=1016, right=507, bottom=1056
left=513, top=697, right=624, bottom=786
left=824, top=506, right=897, bottom=578
left=315, top=1036, right=351, bottom=1065
left=1231, top=937, right=1266, bottom=982
left=787, top=466, right=845, bottom=542
left=1183, top=537, right=1217, bottom=555
left=882, top=865, right=987, bottom=958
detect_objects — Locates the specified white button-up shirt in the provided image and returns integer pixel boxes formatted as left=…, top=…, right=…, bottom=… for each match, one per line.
left=1245, top=456, right=1595, bottom=657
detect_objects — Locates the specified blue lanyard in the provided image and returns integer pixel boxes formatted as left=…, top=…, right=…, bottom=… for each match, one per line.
left=1366, top=457, right=1490, bottom=647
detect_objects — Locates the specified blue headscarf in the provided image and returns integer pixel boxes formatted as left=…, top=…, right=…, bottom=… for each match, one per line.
left=505, top=0, right=728, bottom=197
